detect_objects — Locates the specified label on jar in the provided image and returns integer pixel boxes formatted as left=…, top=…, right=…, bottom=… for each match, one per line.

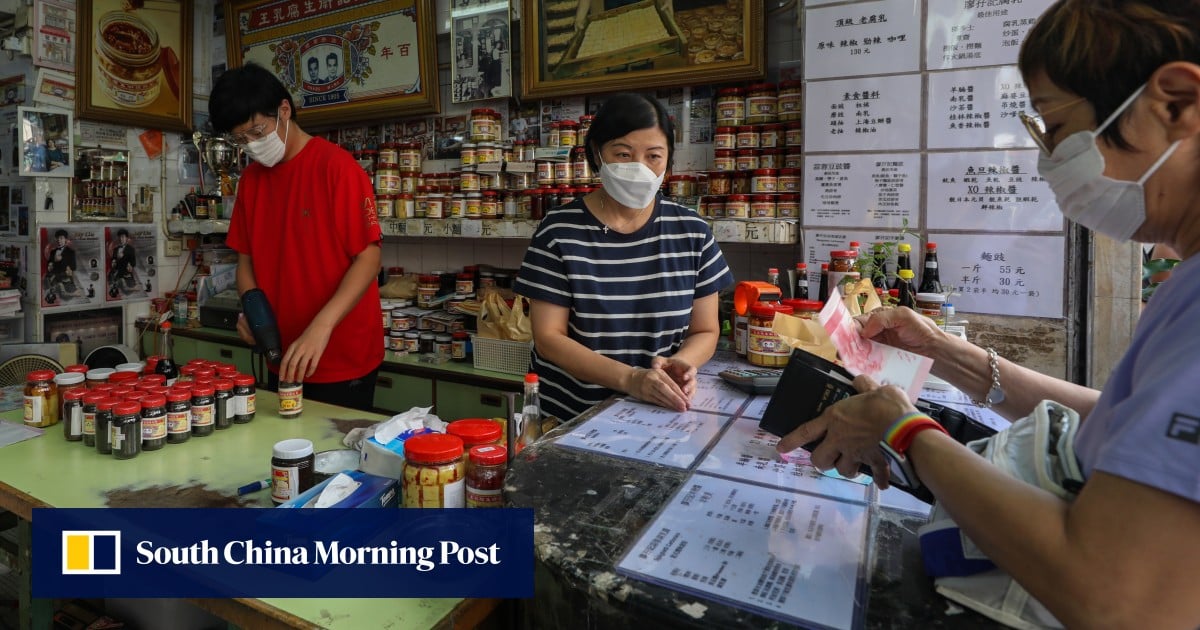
left=168, top=409, right=190, bottom=435
left=192, top=403, right=215, bottom=427
left=142, top=414, right=167, bottom=440
left=748, top=325, right=789, bottom=356
left=443, top=478, right=466, bottom=508
left=235, top=392, right=256, bottom=416
left=466, top=485, right=502, bottom=508
left=279, top=385, right=303, bottom=416
left=23, top=395, right=42, bottom=426
left=71, top=407, right=84, bottom=436
left=83, top=409, right=96, bottom=436
left=271, top=465, right=299, bottom=502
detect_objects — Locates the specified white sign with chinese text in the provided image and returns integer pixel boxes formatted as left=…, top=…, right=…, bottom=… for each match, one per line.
left=926, top=0, right=1055, bottom=70
left=927, top=66, right=1036, bottom=149
left=803, top=153, right=920, bottom=229
left=804, top=0, right=921, bottom=80
left=927, top=150, right=1065, bottom=232
left=930, top=232, right=1065, bottom=318
left=804, top=74, right=923, bottom=152
left=617, top=473, right=869, bottom=630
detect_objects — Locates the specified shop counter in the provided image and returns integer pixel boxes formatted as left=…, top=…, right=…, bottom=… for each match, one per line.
left=0, top=392, right=496, bottom=630
left=505, top=383, right=1004, bottom=629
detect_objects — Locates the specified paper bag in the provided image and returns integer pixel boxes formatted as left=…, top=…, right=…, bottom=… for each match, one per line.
left=771, top=312, right=839, bottom=363
left=477, top=293, right=533, bottom=341
left=379, top=273, right=417, bottom=299
left=841, top=278, right=883, bottom=316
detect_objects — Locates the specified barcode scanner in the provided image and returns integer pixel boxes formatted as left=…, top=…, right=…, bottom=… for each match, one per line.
left=241, top=288, right=283, bottom=363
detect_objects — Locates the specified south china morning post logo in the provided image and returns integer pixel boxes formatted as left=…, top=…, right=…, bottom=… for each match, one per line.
left=61, top=530, right=121, bottom=575
left=35, top=508, right=534, bottom=598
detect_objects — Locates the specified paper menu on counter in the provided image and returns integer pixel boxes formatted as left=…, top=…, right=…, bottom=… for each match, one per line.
left=819, top=288, right=933, bottom=401
left=697, top=351, right=747, bottom=377
left=739, top=395, right=771, bottom=420
left=617, top=473, right=869, bottom=630
left=555, top=400, right=732, bottom=470
left=919, top=386, right=1012, bottom=433
left=690, top=374, right=750, bottom=416
left=697, top=418, right=871, bottom=504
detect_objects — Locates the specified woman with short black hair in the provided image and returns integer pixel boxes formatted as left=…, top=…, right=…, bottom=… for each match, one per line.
left=515, top=93, right=733, bottom=421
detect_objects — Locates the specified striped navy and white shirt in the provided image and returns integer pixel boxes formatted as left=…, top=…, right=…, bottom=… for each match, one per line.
left=514, top=196, right=734, bottom=421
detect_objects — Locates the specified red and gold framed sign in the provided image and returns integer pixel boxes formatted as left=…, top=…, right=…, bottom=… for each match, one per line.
left=224, top=0, right=440, bottom=128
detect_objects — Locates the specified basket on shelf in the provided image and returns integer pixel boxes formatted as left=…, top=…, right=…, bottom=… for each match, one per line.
left=471, top=335, right=533, bottom=376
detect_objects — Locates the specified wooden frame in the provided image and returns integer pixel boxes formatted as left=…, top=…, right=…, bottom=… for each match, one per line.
left=32, top=0, right=76, bottom=72
left=75, top=0, right=194, bottom=132
left=522, top=0, right=764, bottom=99
left=18, top=106, right=74, bottom=178
left=224, top=0, right=440, bottom=129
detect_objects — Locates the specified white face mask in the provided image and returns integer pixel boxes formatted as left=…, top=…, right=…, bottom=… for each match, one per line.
left=597, top=154, right=665, bottom=209
left=243, top=115, right=290, bottom=167
left=1037, top=84, right=1180, bottom=242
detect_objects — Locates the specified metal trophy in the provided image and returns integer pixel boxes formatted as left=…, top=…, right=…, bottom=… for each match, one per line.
left=193, top=131, right=243, bottom=196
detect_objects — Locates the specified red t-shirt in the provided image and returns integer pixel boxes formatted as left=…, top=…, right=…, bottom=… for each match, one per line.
left=227, top=136, right=383, bottom=383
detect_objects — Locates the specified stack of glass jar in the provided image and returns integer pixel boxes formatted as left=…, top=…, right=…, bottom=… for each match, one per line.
left=693, top=80, right=803, bottom=221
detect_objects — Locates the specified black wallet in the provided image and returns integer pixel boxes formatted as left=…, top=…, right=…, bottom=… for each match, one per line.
left=759, top=348, right=998, bottom=503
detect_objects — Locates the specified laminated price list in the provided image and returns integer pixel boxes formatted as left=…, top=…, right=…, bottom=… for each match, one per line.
left=618, top=474, right=869, bottom=629
left=555, top=400, right=732, bottom=469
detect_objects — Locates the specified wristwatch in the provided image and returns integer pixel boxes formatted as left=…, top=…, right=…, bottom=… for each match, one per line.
left=974, top=347, right=1005, bottom=408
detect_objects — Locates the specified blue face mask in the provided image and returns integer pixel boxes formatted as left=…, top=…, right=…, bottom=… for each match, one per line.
left=1037, top=84, right=1180, bottom=242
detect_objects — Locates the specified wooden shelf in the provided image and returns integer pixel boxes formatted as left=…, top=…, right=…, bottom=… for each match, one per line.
left=379, top=217, right=797, bottom=243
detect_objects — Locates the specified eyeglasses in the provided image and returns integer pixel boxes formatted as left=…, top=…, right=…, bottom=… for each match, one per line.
left=1019, top=97, right=1087, bottom=154
left=225, top=117, right=277, bottom=146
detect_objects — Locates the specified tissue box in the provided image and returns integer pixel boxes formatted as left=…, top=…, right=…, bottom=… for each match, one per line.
left=359, top=428, right=433, bottom=479
left=277, top=470, right=398, bottom=509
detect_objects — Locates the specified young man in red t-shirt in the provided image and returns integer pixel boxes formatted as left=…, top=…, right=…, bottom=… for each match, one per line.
left=210, top=63, right=383, bottom=410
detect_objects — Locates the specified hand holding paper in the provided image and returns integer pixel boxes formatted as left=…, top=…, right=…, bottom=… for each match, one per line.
left=819, top=288, right=932, bottom=402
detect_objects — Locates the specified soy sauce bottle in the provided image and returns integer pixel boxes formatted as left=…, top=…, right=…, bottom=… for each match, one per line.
left=156, top=322, right=180, bottom=386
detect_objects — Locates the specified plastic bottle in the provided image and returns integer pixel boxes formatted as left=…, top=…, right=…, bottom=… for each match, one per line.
left=818, top=263, right=830, bottom=302
left=766, top=267, right=780, bottom=291
left=517, top=373, right=541, bottom=454
left=794, top=262, right=808, bottom=299
left=891, top=243, right=913, bottom=292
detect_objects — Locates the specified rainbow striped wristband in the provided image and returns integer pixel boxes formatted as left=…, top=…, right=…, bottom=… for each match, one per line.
left=883, top=412, right=946, bottom=454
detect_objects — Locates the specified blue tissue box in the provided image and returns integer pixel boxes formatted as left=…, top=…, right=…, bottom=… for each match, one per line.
left=277, top=469, right=398, bottom=509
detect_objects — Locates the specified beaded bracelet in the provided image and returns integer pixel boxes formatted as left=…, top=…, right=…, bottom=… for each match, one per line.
left=883, top=412, right=948, bottom=455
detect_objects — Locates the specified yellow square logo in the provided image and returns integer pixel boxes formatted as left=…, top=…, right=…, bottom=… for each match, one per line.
left=61, top=530, right=121, bottom=575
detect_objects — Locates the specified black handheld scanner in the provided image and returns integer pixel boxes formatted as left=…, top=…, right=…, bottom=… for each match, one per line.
left=241, top=288, right=283, bottom=363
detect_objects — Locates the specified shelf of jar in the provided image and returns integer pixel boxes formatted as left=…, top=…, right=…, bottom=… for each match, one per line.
left=167, top=218, right=230, bottom=235
left=377, top=216, right=796, bottom=243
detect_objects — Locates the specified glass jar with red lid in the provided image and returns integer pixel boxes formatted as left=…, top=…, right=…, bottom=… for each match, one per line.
left=402, top=433, right=466, bottom=508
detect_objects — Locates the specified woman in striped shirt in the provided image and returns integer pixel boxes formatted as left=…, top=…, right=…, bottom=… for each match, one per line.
left=515, top=93, right=734, bottom=421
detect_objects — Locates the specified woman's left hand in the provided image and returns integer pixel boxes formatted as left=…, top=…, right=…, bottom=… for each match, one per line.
left=775, top=374, right=916, bottom=486
left=651, top=356, right=697, bottom=400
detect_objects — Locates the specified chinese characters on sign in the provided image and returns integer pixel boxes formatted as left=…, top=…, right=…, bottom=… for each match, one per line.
left=804, top=75, right=922, bottom=152
left=803, top=153, right=919, bottom=228
left=927, top=150, right=1064, bottom=231
left=804, top=0, right=920, bottom=80
left=930, top=233, right=1065, bottom=318
left=926, top=0, right=1052, bottom=69
left=927, top=66, right=1036, bottom=149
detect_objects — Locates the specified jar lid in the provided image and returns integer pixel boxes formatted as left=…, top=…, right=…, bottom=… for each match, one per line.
left=749, top=303, right=794, bottom=317
left=469, top=444, right=508, bottom=466
left=748, top=82, right=776, bottom=91
left=28, top=369, right=56, bottom=381
left=559, top=120, right=578, bottom=128
left=54, top=372, right=86, bottom=385
left=728, top=194, right=749, bottom=201
left=783, top=298, right=824, bottom=312
left=736, top=149, right=757, bottom=155
left=404, top=433, right=464, bottom=463
left=86, top=368, right=115, bottom=380
left=447, top=418, right=503, bottom=446
left=830, top=250, right=858, bottom=258
left=779, top=79, right=803, bottom=89
left=777, top=194, right=800, bottom=201
left=84, top=391, right=109, bottom=403
left=213, top=379, right=234, bottom=391
left=916, top=293, right=946, bottom=303
left=140, top=374, right=166, bottom=385
left=453, top=331, right=469, bottom=339
left=762, top=123, right=785, bottom=130
left=65, top=364, right=90, bottom=374
left=273, top=438, right=314, bottom=460
left=97, top=398, right=118, bottom=411
left=114, top=401, right=141, bottom=416
left=140, top=394, right=166, bottom=408
left=109, top=372, right=139, bottom=384
left=752, top=194, right=775, bottom=201
left=167, top=390, right=190, bottom=402
left=63, top=388, right=87, bottom=400
left=191, top=384, right=215, bottom=396
left=752, top=169, right=776, bottom=175
left=233, top=374, right=255, bottom=386
left=717, top=87, right=745, bottom=96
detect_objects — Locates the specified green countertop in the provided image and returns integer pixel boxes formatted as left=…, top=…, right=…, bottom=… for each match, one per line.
left=165, top=325, right=525, bottom=390
left=0, top=392, right=487, bottom=630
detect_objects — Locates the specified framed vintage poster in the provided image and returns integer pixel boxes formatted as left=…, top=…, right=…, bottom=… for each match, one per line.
left=34, top=68, right=75, bottom=109
left=225, top=0, right=440, bottom=128
left=75, top=0, right=194, bottom=132
left=32, top=0, right=76, bottom=72
left=40, top=224, right=106, bottom=309
left=522, top=0, right=764, bottom=99
left=18, top=106, right=74, bottom=178
left=451, top=1, right=512, bottom=103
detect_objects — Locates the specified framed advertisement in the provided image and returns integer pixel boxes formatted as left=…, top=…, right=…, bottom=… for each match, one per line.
left=32, top=0, right=76, bottom=72
left=224, top=0, right=440, bottom=128
left=40, top=225, right=105, bottom=309
left=75, top=0, right=194, bottom=132
left=522, top=0, right=764, bottom=99
left=104, top=224, right=157, bottom=302
left=34, top=68, right=75, bottom=109
left=18, top=106, right=74, bottom=178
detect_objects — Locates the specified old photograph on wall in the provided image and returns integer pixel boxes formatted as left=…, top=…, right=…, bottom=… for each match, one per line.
left=451, top=2, right=512, bottom=103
